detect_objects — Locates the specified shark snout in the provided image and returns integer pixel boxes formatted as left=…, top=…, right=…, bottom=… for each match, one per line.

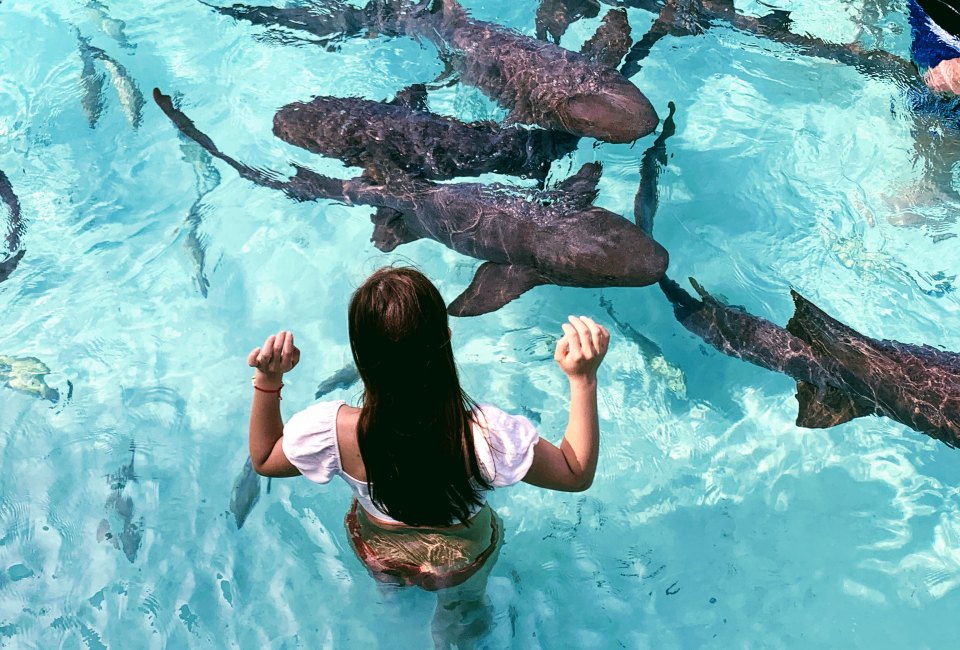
left=560, top=83, right=659, bottom=143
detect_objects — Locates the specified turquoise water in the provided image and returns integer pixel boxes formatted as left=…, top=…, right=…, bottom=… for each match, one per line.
left=2, top=0, right=959, bottom=647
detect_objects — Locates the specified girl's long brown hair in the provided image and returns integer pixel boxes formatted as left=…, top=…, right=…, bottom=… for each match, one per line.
left=348, top=267, right=491, bottom=526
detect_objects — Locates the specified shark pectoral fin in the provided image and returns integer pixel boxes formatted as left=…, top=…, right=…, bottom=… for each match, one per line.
left=758, top=9, right=793, bottom=34
left=555, top=162, right=602, bottom=206
left=580, top=8, right=632, bottom=69
left=794, top=380, right=874, bottom=428
left=389, top=83, right=429, bottom=112
left=447, top=263, right=545, bottom=317
left=370, top=208, right=420, bottom=252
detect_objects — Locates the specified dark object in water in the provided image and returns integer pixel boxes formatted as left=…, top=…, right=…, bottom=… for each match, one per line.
left=634, top=100, right=676, bottom=235
left=315, top=363, right=361, bottom=399
left=207, top=0, right=658, bottom=142
left=0, top=170, right=24, bottom=284
left=155, top=88, right=669, bottom=316
left=659, top=276, right=960, bottom=448
left=619, top=0, right=919, bottom=84
left=229, top=457, right=261, bottom=529
left=273, top=91, right=580, bottom=183
left=97, top=442, right=144, bottom=563
left=76, top=33, right=145, bottom=129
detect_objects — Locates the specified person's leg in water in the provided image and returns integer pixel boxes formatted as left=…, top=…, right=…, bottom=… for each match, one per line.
left=430, top=511, right=502, bottom=650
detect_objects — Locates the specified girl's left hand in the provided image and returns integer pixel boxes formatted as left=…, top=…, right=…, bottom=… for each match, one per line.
left=248, top=330, right=300, bottom=386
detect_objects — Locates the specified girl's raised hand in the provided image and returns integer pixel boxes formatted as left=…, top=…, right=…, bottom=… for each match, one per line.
left=247, top=330, right=301, bottom=386
left=554, top=316, right=609, bottom=382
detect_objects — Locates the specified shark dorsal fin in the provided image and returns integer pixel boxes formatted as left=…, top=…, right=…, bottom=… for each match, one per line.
left=447, top=262, right=545, bottom=317
left=758, top=9, right=793, bottom=34
left=554, top=162, right=602, bottom=208
left=388, top=84, right=429, bottom=112
left=580, top=9, right=632, bottom=69
left=795, top=380, right=874, bottom=428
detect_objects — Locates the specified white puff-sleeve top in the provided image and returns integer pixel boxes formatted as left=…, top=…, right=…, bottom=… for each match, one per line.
left=282, top=400, right=540, bottom=525
left=282, top=400, right=540, bottom=526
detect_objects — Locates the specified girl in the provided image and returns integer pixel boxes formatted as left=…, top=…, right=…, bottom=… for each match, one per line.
left=246, top=267, right=608, bottom=639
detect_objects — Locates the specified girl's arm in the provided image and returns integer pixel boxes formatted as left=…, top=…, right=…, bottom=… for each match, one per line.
left=247, top=330, right=301, bottom=477
left=523, top=316, right=609, bottom=492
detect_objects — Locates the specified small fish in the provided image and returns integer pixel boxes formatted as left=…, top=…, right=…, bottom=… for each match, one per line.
left=178, top=140, right=221, bottom=297
left=229, top=457, right=261, bottom=529
left=315, top=363, right=360, bottom=399
left=600, top=296, right=686, bottom=399
left=97, top=442, right=143, bottom=563
left=0, top=355, right=60, bottom=403
left=97, top=55, right=144, bottom=128
left=77, top=34, right=106, bottom=128
left=76, top=35, right=144, bottom=129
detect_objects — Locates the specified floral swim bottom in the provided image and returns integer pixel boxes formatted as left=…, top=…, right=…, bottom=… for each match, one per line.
left=345, top=500, right=501, bottom=592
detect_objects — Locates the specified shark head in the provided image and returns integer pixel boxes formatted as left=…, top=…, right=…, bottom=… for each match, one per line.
left=272, top=100, right=338, bottom=151
left=549, top=208, right=669, bottom=286
left=557, top=80, right=659, bottom=143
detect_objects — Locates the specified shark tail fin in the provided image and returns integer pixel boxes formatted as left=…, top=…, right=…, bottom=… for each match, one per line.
left=795, top=380, right=874, bottom=428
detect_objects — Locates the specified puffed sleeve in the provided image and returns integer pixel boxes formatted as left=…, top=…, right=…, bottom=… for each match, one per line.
left=472, top=404, right=540, bottom=487
left=281, top=401, right=344, bottom=484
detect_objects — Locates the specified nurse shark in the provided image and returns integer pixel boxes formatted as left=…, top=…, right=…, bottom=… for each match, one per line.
left=154, top=88, right=669, bottom=315
left=616, top=0, right=919, bottom=82
left=206, top=0, right=658, bottom=142
left=273, top=88, right=580, bottom=183
left=659, top=277, right=960, bottom=447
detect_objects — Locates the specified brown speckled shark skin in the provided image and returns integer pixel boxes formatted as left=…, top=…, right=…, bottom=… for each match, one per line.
left=208, top=0, right=659, bottom=143
left=619, top=0, right=919, bottom=83
left=0, top=170, right=25, bottom=283
left=272, top=94, right=580, bottom=183
left=154, top=89, right=668, bottom=316
left=660, top=277, right=960, bottom=448
left=786, top=291, right=960, bottom=447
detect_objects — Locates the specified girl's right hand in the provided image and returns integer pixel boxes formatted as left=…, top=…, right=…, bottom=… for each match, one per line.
left=554, top=316, right=609, bottom=382
left=248, top=330, right=300, bottom=387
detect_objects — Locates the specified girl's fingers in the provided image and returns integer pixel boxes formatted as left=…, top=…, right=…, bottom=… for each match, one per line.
left=562, top=322, right=581, bottom=356
left=259, top=335, right=276, bottom=363
left=580, top=316, right=602, bottom=352
left=247, top=347, right=261, bottom=368
left=568, top=316, right=593, bottom=357
left=273, top=331, right=286, bottom=357
left=291, top=345, right=301, bottom=367
left=554, top=333, right=570, bottom=362
left=282, top=332, right=295, bottom=366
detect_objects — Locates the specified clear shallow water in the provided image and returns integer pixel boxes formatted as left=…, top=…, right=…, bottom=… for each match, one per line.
left=1, top=0, right=959, bottom=647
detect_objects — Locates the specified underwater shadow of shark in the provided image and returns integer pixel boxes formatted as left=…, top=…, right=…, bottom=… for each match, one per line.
left=153, top=89, right=669, bottom=316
